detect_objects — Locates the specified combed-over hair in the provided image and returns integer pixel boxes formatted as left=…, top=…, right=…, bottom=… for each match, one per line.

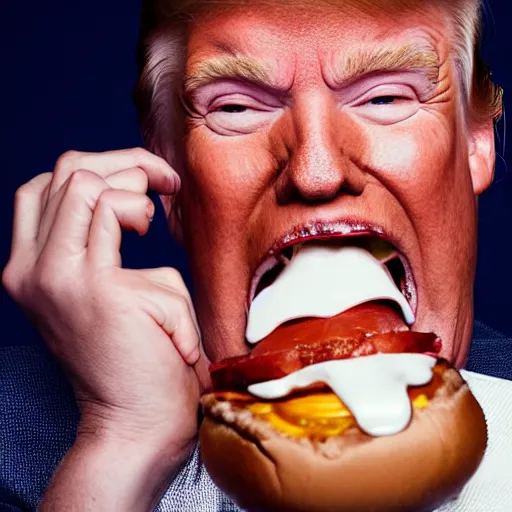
left=133, top=0, right=503, bottom=166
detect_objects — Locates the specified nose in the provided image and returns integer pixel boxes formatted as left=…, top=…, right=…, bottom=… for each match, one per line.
left=275, top=94, right=366, bottom=204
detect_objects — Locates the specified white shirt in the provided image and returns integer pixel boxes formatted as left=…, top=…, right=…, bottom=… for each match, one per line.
left=436, top=371, right=512, bottom=512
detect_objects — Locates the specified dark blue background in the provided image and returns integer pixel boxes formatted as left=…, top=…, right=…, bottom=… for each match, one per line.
left=1, top=0, right=511, bottom=347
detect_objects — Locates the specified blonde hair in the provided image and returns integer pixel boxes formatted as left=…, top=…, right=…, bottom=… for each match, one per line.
left=133, top=0, right=503, bottom=165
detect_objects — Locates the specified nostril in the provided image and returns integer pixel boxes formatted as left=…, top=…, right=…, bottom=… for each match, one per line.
left=275, top=172, right=346, bottom=205
left=276, top=159, right=366, bottom=205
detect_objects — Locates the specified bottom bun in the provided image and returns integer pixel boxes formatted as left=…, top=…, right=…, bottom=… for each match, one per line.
left=200, top=369, right=487, bottom=512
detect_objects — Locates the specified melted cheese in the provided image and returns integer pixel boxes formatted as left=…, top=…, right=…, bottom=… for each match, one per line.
left=248, top=354, right=436, bottom=437
left=246, top=245, right=414, bottom=344
left=239, top=392, right=430, bottom=438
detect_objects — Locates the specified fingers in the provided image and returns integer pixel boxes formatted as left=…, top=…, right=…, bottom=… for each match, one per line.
left=48, top=148, right=180, bottom=201
left=136, top=268, right=202, bottom=366
left=87, top=190, right=155, bottom=268
left=146, top=285, right=202, bottom=366
left=137, top=267, right=194, bottom=315
left=162, top=293, right=201, bottom=366
left=37, top=166, right=153, bottom=247
left=105, top=167, right=149, bottom=192
left=139, top=267, right=202, bottom=342
left=32, top=148, right=179, bottom=262
left=37, top=170, right=110, bottom=254
left=10, top=173, right=52, bottom=255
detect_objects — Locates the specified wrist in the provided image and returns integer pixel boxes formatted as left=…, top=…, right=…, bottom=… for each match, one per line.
left=81, top=432, right=193, bottom=507
left=42, top=425, right=196, bottom=512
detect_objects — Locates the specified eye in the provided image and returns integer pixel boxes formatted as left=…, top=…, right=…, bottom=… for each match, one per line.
left=206, top=94, right=282, bottom=135
left=369, top=95, right=397, bottom=105
left=218, top=104, right=248, bottom=113
left=352, top=86, right=420, bottom=125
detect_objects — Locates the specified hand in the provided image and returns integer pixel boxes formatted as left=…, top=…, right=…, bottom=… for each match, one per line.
left=3, top=148, right=210, bottom=509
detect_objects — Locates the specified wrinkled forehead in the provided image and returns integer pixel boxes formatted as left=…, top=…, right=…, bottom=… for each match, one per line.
left=185, top=0, right=451, bottom=58
left=184, top=0, right=450, bottom=93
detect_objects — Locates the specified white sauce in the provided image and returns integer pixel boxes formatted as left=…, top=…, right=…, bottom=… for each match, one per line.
left=247, top=354, right=436, bottom=436
left=246, top=245, right=414, bottom=344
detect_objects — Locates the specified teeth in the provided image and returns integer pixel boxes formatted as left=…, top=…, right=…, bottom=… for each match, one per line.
left=292, top=243, right=303, bottom=258
left=278, top=253, right=291, bottom=265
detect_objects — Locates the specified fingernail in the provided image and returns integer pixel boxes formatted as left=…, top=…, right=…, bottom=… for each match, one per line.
left=146, top=202, right=155, bottom=221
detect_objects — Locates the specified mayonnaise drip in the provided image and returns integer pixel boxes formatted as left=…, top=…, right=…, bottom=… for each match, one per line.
left=246, top=245, right=414, bottom=344
left=248, top=354, right=436, bottom=436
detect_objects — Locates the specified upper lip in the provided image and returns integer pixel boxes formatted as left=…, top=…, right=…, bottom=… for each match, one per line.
left=247, top=218, right=417, bottom=316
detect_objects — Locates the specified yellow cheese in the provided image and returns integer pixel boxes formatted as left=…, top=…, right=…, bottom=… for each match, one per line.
left=245, top=392, right=430, bottom=438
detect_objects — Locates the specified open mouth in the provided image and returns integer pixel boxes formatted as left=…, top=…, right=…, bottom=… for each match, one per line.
left=248, top=224, right=417, bottom=318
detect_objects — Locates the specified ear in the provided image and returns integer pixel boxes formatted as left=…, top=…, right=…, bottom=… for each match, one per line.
left=468, top=118, right=496, bottom=195
left=160, top=194, right=184, bottom=244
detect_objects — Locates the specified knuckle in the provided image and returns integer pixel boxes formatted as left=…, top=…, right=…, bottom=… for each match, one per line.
left=14, top=183, right=32, bottom=204
left=133, top=166, right=149, bottom=183
left=14, top=173, right=50, bottom=202
left=163, top=267, right=185, bottom=287
left=172, top=293, right=190, bottom=315
left=124, top=167, right=149, bottom=189
left=55, top=150, right=82, bottom=174
left=95, top=188, right=125, bottom=216
left=130, top=146, right=148, bottom=161
left=2, top=263, right=20, bottom=296
left=67, top=169, right=100, bottom=191
left=96, top=187, right=115, bottom=206
left=32, top=260, right=65, bottom=297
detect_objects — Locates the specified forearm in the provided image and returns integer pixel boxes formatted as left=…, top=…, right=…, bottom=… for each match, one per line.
left=40, top=433, right=193, bottom=512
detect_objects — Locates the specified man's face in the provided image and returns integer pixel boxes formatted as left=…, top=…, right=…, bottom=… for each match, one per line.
left=173, top=1, right=492, bottom=367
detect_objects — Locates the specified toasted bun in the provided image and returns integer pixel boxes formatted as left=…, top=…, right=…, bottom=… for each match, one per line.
left=200, top=366, right=487, bottom=512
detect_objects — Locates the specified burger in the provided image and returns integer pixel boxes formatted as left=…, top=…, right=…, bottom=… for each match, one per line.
left=199, top=241, right=487, bottom=512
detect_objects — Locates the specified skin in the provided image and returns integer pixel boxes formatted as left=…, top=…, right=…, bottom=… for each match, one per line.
left=2, top=2, right=495, bottom=510
left=176, top=2, right=495, bottom=368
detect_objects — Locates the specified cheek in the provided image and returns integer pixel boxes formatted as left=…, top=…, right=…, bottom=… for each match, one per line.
left=367, top=115, right=474, bottom=217
left=184, top=128, right=273, bottom=219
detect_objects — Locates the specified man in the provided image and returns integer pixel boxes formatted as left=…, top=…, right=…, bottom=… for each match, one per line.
left=1, top=0, right=511, bottom=510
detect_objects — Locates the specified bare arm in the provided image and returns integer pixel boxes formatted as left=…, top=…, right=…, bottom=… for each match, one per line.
left=41, top=433, right=191, bottom=511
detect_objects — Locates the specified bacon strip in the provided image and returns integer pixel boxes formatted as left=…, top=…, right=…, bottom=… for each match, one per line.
left=210, top=331, right=441, bottom=392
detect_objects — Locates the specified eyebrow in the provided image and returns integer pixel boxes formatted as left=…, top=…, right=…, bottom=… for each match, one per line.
left=183, top=44, right=440, bottom=96
left=328, top=44, right=440, bottom=87
left=184, top=53, right=284, bottom=97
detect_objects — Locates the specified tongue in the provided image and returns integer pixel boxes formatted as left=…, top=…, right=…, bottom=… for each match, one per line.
left=246, top=244, right=414, bottom=344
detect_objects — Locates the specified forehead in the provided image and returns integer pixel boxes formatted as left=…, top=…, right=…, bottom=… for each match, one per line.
left=186, top=1, right=449, bottom=58
left=185, top=0, right=450, bottom=89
